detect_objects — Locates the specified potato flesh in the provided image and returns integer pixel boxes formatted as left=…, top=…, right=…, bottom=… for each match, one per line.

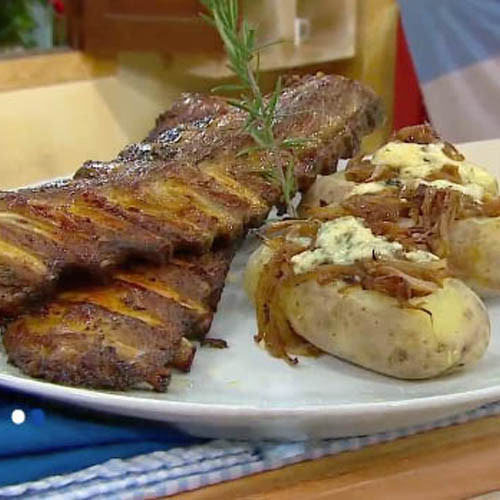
left=245, top=244, right=490, bottom=379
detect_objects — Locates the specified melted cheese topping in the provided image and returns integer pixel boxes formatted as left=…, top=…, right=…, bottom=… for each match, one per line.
left=416, top=179, right=485, bottom=200
left=291, top=216, right=437, bottom=274
left=286, top=235, right=313, bottom=247
left=350, top=182, right=388, bottom=196
left=405, top=249, right=439, bottom=263
left=371, top=142, right=498, bottom=200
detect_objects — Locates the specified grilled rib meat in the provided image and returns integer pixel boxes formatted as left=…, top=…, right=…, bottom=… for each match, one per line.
left=2, top=74, right=384, bottom=391
left=147, top=92, right=230, bottom=140
left=4, top=247, right=235, bottom=391
left=0, top=75, right=382, bottom=318
left=3, top=96, right=239, bottom=392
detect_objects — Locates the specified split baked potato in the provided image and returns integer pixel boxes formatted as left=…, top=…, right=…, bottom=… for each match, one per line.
left=300, top=125, right=500, bottom=296
left=244, top=216, right=490, bottom=379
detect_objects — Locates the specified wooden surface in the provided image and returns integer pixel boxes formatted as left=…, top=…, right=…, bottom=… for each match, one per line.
left=174, top=414, right=500, bottom=500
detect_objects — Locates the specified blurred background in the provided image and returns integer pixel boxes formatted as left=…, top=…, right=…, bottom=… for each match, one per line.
left=0, top=0, right=474, bottom=189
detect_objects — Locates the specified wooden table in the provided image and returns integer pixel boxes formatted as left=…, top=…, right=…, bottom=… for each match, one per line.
left=172, top=414, right=500, bottom=499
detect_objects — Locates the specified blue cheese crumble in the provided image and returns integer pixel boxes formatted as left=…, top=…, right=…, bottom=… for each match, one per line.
left=291, top=216, right=437, bottom=274
left=370, top=142, right=497, bottom=201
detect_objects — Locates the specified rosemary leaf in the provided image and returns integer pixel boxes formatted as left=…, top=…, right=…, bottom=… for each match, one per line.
left=211, top=83, right=248, bottom=93
left=235, top=145, right=266, bottom=158
left=201, top=0, right=299, bottom=216
left=281, top=137, right=313, bottom=149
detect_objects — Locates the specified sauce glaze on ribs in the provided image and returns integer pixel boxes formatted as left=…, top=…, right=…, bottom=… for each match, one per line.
left=2, top=74, right=383, bottom=391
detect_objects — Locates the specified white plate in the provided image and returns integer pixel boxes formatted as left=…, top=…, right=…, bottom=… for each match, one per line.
left=1, top=140, right=500, bottom=441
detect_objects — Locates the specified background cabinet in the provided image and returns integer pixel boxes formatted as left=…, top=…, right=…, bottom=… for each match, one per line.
left=67, top=0, right=355, bottom=71
left=67, top=0, right=224, bottom=54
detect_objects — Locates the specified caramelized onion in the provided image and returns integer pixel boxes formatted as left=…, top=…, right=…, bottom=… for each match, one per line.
left=344, top=158, right=399, bottom=183
left=253, top=219, right=450, bottom=364
left=425, top=164, right=462, bottom=183
left=342, top=193, right=408, bottom=222
left=254, top=237, right=323, bottom=364
left=442, top=142, right=465, bottom=162
left=390, top=124, right=440, bottom=144
left=477, top=197, right=500, bottom=218
left=344, top=157, right=375, bottom=182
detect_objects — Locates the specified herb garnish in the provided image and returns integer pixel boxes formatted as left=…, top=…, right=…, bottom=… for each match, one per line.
left=201, top=0, right=306, bottom=216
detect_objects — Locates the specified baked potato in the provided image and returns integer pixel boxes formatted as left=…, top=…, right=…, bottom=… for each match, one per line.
left=448, top=217, right=500, bottom=296
left=245, top=221, right=490, bottom=379
left=299, top=126, right=500, bottom=297
left=301, top=172, right=500, bottom=297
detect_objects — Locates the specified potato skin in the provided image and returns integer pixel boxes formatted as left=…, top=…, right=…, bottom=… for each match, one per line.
left=299, top=172, right=355, bottom=217
left=300, top=173, right=500, bottom=296
left=281, top=278, right=489, bottom=379
left=448, top=216, right=500, bottom=297
left=244, top=244, right=274, bottom=305
left=245, top=245, right=490, bottom=379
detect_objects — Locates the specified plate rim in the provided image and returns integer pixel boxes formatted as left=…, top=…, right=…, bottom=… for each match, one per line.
left=1, top=370, right=498, bottom=418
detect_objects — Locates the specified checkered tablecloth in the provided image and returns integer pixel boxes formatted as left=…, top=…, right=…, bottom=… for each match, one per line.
left=1, top=401, right=499, bottom=500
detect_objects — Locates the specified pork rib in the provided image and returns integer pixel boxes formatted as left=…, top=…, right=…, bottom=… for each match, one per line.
left=4, top=95, right=239, bottom=392
left=2, top=74, right=383, bottom=391
left=0, top=75, right=382, bottom=318
left=4, top=247, right=235, bottom=391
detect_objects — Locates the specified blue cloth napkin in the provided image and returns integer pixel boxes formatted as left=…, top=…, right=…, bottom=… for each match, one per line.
left=2, top=386, right=500, bottom=498
left=1, top=400, right=499, bottom=499
left=0, top=388, right=202, bottom=487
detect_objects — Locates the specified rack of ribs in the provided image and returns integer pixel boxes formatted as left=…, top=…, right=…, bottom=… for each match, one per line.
left=1, top=74, right=383, bottom=391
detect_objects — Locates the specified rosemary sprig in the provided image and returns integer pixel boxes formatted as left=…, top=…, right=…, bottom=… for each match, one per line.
left=201, top=0, right=299, bottom=216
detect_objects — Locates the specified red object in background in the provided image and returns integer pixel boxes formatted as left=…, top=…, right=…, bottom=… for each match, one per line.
left=50, top=0, right=65, bottom=15
left=393, top=17, right=429, bottom=130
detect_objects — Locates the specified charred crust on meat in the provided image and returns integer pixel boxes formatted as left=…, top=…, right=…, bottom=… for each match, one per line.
left=1, top=74, right=383, bottom=391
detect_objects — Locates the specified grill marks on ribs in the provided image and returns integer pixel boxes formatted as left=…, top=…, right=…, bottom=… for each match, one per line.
left=3, top=95, right=240, bottom=392
left=4, top=247, right=235, bottom=391
left=2, top=74, right=384, bottom=391
left=0, top=75, right=382, bottom=317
